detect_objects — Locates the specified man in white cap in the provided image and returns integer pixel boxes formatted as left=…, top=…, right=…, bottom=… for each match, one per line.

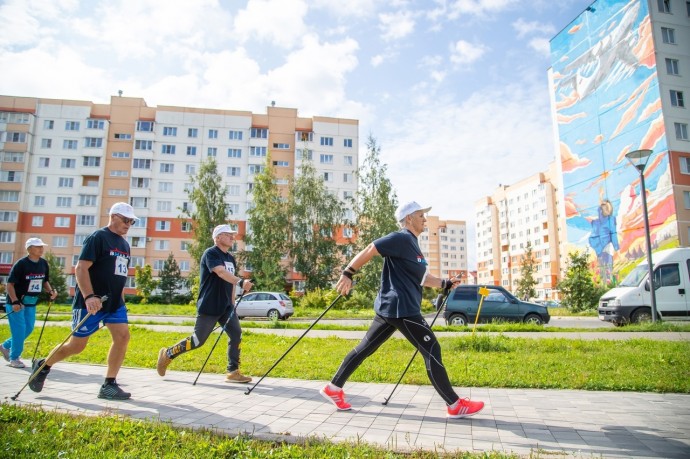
left=156, top=224, right=254, bottom=383
left=1, top=238, right=58, bottom=368
left=320, top=201, right=485, bottom=419
left=28, top=202, right=137, bottom=399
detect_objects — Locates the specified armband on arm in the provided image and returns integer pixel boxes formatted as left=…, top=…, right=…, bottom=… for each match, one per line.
left=238, top=279, right=245, bottom=288
left=441, top=279, right=453, bottom=290
left=342, top=265, right=357, bottom=280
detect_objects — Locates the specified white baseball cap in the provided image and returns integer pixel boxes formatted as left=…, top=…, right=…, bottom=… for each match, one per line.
left=25, top=237, right=48, bottom=249
left=212, top=224, right=237, bottom=239
left=395, top=201, right=431, bottom=222
left=109, top=202, right=137, bottom=220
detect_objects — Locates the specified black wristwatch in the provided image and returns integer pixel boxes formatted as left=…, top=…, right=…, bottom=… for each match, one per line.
left=11, top=299, right=21, bottom=305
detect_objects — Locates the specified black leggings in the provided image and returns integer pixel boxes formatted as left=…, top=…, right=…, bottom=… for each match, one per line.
left=167, top=308, right=243, bottom=372
left=331, top=313, right=459, bottom=405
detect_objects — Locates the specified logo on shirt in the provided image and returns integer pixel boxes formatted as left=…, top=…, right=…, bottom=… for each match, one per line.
left=417, top=256, right=428, bottom=265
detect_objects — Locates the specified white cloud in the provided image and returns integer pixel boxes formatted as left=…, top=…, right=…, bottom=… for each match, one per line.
left=234, top=0, right=309, bottom=49
left=430, top=0, right=520, bottom=21
left=379, top=10, right=416, bottom=41
left=449, top=39, right=488, bottom=65
left=0, top=0, right=78, bottom=49
left=528, top=37, right=551, bottom=57
left=512, top=18, right=556, bottom=38
left=311, top=0, right=379, bottom=18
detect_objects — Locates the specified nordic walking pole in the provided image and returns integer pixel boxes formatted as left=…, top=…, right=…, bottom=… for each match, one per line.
left=11, top=295, right=108, bottom=401
left=192, top=292, right=246, bottom=386
left=471, top=287, right=490, bottom=339
left=0, top=309, right=16, bottom=321
left=32, top=300, right=55, bottom=363
left=382, top=289, right=450, bottom=405
left=245, top=292, right=346, bottom=395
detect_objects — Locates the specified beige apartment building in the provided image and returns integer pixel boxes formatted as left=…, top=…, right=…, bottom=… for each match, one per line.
left=0, top=95, right=359, bottom=294
left=418, top=216, right=468, bottom=280
left=475, top=162, right=563, bottom=300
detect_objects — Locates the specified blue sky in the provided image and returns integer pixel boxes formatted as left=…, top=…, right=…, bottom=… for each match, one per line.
left=0, top=0, right=593, bottom=265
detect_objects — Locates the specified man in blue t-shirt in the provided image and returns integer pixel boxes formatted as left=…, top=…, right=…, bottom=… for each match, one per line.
left=28, top=202, right=136, bottom=400
left=320, top=201, right=485, bottom=419
left=156, top=224, right=254, bottom=383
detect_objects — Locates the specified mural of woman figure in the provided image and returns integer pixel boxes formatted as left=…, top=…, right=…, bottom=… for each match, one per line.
left=588, top=197, right=619, bottom=283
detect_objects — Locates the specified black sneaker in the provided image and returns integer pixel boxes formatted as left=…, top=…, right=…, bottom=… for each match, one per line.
left=28, top=358, right=50, bottom=393
left=98, top=382, right=131, bottom=400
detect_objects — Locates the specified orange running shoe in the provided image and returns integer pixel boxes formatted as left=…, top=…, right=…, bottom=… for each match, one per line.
left=320, top=384, right=352, bottom=411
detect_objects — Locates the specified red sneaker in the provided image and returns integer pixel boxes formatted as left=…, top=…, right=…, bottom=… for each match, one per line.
left=447, top=397, right=484, bottom=418
left=320, top=384, right=352, bottom=411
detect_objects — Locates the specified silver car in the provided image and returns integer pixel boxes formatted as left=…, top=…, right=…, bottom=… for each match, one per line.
left=235, top=291, right=294, bottom=320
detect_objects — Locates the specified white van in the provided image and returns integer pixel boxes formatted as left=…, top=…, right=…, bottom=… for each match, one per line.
left=598, top=247, right=690, bottom=325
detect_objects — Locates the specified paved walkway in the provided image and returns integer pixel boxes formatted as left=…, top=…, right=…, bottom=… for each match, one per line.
left=2, top=362, right=689, bottom=458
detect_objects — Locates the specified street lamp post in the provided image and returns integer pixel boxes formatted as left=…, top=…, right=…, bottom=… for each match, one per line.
left=625, top=149, right=658, bottom=323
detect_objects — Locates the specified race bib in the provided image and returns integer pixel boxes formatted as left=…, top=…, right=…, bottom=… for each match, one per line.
left=115, top=255, right=129, bottom=277
left=28, top=279, right=42, bottom=293
left=224, top=261, right=235, bottom=275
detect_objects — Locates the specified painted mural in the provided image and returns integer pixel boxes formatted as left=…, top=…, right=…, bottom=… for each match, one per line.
left=550, top=0, right=678, bottom=283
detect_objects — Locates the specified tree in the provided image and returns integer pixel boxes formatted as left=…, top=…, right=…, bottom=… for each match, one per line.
left=181, top=157, right=231, bottom=302
left=515, top=242, right=538, bottom=300
left=241, top=156, right=289, bottom=291
left=40, top=252, right=69, bottom=304
left=158, top=253, right=184, bottom=304
left=288, top=161, right=346, bottom=291
left=558, top=251, right=601, bottom=312
left=135, top=265, right=158, bottom=304
left=351, top=135, right=399, bottom=299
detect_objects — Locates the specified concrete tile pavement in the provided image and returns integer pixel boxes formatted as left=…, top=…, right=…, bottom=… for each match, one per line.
left=2, top=362, right=689, bottom=458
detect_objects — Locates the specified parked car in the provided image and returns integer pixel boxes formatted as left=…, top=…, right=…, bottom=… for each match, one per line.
left=235, top=291, right=294, bottom=320
left=0, top=293, right=5, bottom=308
left=443, top=285, right=550, bottom=326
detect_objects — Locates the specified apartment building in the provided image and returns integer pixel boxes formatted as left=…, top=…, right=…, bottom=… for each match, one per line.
left=475, top=164, right=562, bottom=300
left=0, top=95, right=358, bottom=294
left=418, top=216, right=468, bottom=280
left=549, top=0, right=690, bottom=281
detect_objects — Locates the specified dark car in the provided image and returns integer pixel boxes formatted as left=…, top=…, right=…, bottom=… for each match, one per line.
left=443, top=285, right=550, bottom=326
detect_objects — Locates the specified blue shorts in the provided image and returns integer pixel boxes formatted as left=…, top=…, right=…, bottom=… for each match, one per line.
left=72, top=305, right=128, bottom=337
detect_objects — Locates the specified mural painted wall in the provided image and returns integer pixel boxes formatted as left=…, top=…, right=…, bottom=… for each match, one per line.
left=550, top=0, right=678, bottom=283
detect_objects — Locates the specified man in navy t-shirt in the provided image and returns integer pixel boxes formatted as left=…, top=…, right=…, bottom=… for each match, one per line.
left=320, top=201, right=485, bottom=419
left=28, top=202, right=136, bottom=400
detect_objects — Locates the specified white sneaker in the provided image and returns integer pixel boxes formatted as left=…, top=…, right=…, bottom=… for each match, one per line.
left=9, top=359, right=25, bottom=368
left=0, top=344, right=9, bottom=362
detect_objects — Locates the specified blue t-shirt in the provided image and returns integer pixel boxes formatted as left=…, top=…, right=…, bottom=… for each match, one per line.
left=373, top=229, right=428, bottom=318
left=197, top=245, right=237, bottom=316
left=8, top=256, right=50, bottom=306
left=73, top=227, right=130, bottom=313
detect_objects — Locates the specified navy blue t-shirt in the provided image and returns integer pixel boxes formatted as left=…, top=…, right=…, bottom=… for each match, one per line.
left=8, top=256, right=50, bottom=306
left=373, top=229, right=428, bottom=318
left=197, top=245, right=237, bottom=316
left=73, top=227, right=130, bottom=313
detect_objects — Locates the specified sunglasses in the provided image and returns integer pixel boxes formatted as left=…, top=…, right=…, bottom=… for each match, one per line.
left=116, top=214, right=136, bottom=225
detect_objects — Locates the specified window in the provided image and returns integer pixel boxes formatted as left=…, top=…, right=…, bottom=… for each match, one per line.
left=131, top=217, right=147, bottom=228
left=676, top=123, right=689, bottom=140
left=161, top=144, right=176, bottom=154
left=130, top=197, right=148, bottom=208
left=344, top=155, right=353, bottom=166
left=157, top=201, right=172, bottom=212
left=41, top=138, right=52, bottom=148
left=273, top=143, right=290, bottom=149
left=249, top=164, right=265, bottom=175
left=185, top=164, right=196, bottom=175
left=55, top=216, right=71, bottom=227
left=662, top=27, right=676, bottom=44
left=343, top=227, right=353, bottom=238
left=250, top=146, right=266, bottom=157
left=229, top=130, right=243, bottom=140
left=156, top=221, right=171, bottom=231
left=132, top=158, right=151, bottom=169
left=0, top=252, right=13, bottom=264
left=53, top=236, right=68, bottom=248
left=666, top=58, right=680, bottom=75
left=85, top=137, right=103, bottom=148
left=79, top=194, right=97, bottom=206
left=44, top=120, right=54, bottom=130
left=0, top=190, right=19, bottom=202
left=320, top=136, right=333, bottom=146
left=114, top=133, right=132, bottom=140
left=1, top=152, right=24, bottom=163
left=158, top=181, right=173, bottom=192
left=63, top=140, right=78, bottom=150
left=155, top=240, right=170, bottom=251
left=65, top=121, right=80, bottom=131
left=56, top=197, right=72, bottom=208
left=207, top=147, right=217, bottom=157
left=110, top=170, right=128, bottom=177
left=320, top=154, right=334, bottom=164
left=58, top=177, right=74, bottom=188
left=251, top=127, right=267, bottom=138
left=136, top=121, right=154, bottom=132
left=153, top=259, right=165, bottom=270
left=226, top=203, right=240, bottom=215
left=227, top=167, right=241, bottom=177
left=273, top=160, right=289, bottom=167
left=83, top=156, right=101, bottom=167
left=0, top=171, right=22, bottom=182
left=77, top=215, right=96, bottom=226
left=33, top=196, right=45, bottom=206
left=658, top=0, right=671, bottom=13
left=188, top=128, right=198, bottom=138
left=131, top=177, right=150, bottom=189
left=296, top=149, right=313, bottom=160
left=227, top=184, right=240, bottom=196
left=38, top=157, right=49, bottom=168
left=684, top=191, right=690, bottom=209
left=61, top=158, right=76, bottom=168
left=208, top=129, right=218, bottom=139
left=0, top=231, right=16, bottom=243
left=671, top=90, right=685, bottom=107
left=323, top=172, right=333, bottom=182
left=135, top=140, right=153, bottom=150
left=181, top=221, right=192, bottom=232
left=343, top=173, right=353, bottom=183
left=344, top=138, right=353, bottom=148
left=0, top=211, right=18, bottom=222
left=159, top=163, right=174, bottom=173
left=87, top=119, right=105, bottom=129
left=186, top=146, right=197, bottom=156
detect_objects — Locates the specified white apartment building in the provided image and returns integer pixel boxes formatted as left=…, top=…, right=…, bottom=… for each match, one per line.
left=418, top=216, right=468, bottom=279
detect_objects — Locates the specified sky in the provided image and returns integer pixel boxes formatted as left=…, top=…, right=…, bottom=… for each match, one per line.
left=0, top=0, right=594, bottom=267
